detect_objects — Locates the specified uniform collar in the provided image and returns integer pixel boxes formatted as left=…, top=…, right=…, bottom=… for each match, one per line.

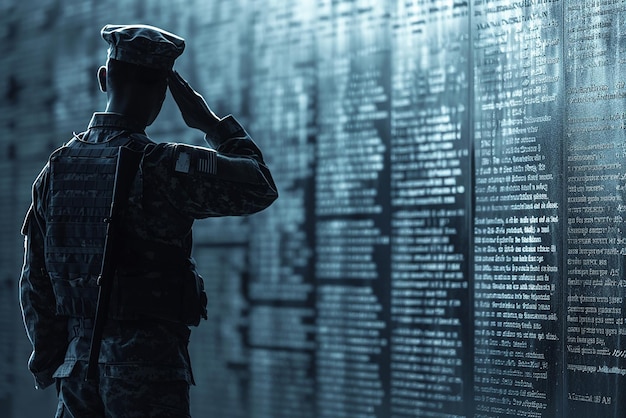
left=87, top=112, right=147, bottom=133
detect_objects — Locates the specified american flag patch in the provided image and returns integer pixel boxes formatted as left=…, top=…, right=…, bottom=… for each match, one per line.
left=197, top=150, right=217, bottom=174
left=174, top=145, right=217, bottom=175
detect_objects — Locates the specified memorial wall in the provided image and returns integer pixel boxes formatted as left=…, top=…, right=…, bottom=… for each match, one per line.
left=3, top=0, right=626, bottom=417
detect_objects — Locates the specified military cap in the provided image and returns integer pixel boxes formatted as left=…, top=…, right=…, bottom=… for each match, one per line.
left=101, top=24, right=185, bottom=70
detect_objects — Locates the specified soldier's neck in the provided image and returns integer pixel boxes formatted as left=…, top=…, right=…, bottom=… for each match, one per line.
left=104, top=96, right=152, bottom=129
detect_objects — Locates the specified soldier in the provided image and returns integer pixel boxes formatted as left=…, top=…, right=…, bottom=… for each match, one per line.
left=19, top=24, right=278, bottom=417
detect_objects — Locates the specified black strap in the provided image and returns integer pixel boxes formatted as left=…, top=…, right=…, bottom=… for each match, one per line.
left=86, top=146, right=143, bottom=381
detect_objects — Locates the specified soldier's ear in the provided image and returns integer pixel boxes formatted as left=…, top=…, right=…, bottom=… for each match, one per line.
left=98, top=66, right=107, bottom=92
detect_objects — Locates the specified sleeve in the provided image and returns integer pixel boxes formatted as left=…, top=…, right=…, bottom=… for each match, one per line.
left=19, top=170, right=68, bottom=390
left=144, top=115, right=278, bottom=219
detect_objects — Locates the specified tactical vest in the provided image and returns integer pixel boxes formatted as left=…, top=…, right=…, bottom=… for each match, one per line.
left=45, top=135, right=207, bottom=325
left=46, top=139, right=124, bottom=318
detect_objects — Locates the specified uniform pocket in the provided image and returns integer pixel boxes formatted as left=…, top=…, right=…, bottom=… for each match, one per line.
left=52, top=359, right=77, bottom=379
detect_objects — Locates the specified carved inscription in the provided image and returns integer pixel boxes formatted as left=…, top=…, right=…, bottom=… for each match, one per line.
left=315, top=3, right=390, bottom=417
left=473, top=0, right=563, bottom=417
left=390, top=1, right=471, bottom=417
left=565, top=0, right=626, bottom=413
left=246, top=3, right=317, bottom=417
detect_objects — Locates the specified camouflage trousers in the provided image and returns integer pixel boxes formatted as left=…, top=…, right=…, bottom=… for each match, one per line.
left=55, top=361, right=191, bottom=418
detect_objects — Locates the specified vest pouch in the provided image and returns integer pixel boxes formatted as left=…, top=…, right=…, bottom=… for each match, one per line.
left=50, top=276, right=99, bottom=318
left=181, top=269, right=208, bottom=327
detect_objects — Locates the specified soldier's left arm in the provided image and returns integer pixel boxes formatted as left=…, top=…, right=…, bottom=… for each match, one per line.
left=19, top=172, right=68, bottom=389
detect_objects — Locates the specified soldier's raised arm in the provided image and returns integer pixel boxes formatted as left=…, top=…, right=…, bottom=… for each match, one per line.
left=143, top=71, right=278, bottom=218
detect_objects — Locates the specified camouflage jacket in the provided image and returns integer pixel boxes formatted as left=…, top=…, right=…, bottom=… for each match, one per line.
left=19, top=112, right=278, bottom=389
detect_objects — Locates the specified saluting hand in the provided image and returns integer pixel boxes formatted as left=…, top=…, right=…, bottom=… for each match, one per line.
left=168, top=70, right=220, bottom=133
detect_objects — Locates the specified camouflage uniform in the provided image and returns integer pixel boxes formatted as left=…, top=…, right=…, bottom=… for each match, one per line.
left=20, top=112, right=278, bottom=417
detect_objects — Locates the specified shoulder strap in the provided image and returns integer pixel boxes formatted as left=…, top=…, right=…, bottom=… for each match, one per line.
left=86, top=145, right=143, bottom=381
